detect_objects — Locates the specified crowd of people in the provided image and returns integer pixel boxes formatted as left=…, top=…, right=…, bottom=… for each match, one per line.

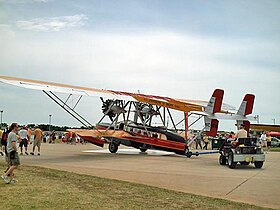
left=0, top=123, right=81, bottom=184
left=189, top=124, right=274, bottom=152
left=0, top=123, right=44, bottom=184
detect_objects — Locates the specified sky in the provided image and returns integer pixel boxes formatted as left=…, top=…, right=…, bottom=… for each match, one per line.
left=0, top=0, right=279, bottom=131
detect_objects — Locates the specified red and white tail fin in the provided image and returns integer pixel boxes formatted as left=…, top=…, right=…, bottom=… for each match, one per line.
left=237, top=94, right=255, bottom=116
left=205, top=89, right=224, bottom=114
left=236, top=94, right=255, bottom=133
left=204, top=89, right=224, bottom=137
left=205, top=118, right=219, bottom=137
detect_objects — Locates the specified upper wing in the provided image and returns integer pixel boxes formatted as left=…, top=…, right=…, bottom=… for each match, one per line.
left=0, top=75, right=235, bottom=112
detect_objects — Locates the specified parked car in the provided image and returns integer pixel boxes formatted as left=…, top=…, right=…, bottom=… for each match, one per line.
left=271, top=137, right=280, bottom=147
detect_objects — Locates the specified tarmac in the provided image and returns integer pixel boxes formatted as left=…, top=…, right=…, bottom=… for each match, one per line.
left=4, top=143, right=280, bottom=209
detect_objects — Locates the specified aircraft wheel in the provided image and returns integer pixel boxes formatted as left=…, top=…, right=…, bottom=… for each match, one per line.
left=228, top=152, right=237, bottom=169
left=109, top=143, right=118, bottom=153
left=254, top=161, right=263, bottom=169
left=139, top=148, right=147, bottom=153
left=186, top=151, right=192, bottom=158
left=219, top=155, right=227, bottom=165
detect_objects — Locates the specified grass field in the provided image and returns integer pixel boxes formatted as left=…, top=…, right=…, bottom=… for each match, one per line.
left=270, top=147, right=280, bottom=152
left=0, top=164, right=268, bottom=210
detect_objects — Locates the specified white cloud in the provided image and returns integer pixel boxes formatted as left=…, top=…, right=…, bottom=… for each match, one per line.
left=33, top=0, right=49, bottom=2
left=0, top=0, right=49, bottom=3
left=0, top=24, right=15, bottom=38
left=16, top=14, right=88, bottom=31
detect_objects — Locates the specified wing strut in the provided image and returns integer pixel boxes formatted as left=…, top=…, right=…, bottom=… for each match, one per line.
left=167, top=108, right=177, bottom=132
left=43, top=91, right=93, bottom=128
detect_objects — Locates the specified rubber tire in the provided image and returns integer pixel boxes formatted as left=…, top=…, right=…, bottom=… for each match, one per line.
left=140, top=148, right=147, bottom=153
left=228, top=152, right=237, bottom=169
left=186, top=151, right=192, bottom=158
left=109, top=143, right=118, bottom=153
left=240, top=162, right=250, bottom=166
left=219, top=155, right=227, bottom=165
left=254, top=161, right=263, bottom=169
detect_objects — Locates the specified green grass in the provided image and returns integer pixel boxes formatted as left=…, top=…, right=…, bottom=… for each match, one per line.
left=0, top=163, right=268, bottom=210
left=270, top=147, right=280, bottom=152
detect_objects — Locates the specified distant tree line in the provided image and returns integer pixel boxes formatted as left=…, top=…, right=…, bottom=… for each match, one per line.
left=0, top=123, right=87, bottom=131
left=26, top=124, right=85, bottom=131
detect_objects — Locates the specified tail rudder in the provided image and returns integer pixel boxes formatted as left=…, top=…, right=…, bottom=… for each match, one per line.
left=236, top=94, right=255, bottom=134
left=237, top=94, right=255, bottom=116
left=205, top=89, right=224, bottom=114
left=204, top=89, right=224, bottom=137
left=205, top=117, right=219, bottom=137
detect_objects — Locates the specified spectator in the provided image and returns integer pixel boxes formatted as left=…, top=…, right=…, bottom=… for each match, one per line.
left=18, top=125, right=29, bottom=155
left=58, top=132, right=62, bottom=141
left=1, top=123, right=20, bottom=184
left=71, top=132, right=77, bottom=145
left=30, top=126, right=43, bottom=156
left=229, top=131, right=235, bottom=139
left=27, top=127, right=32, bottom=143
left=50, top=131, right=56, bottom=144
left=1, top=127, right=11, bottom=156
left=203, top=135, right=209, bottom=150
left=66, top=131, right=76, bottom=145
left=266, top=133, right=272, bottom=152
left=195, top=133, right=203, bottom=149
left=61, top=134, right=66, bottom=143
left=0, top=128, right=3, bottom=156
left=260, top=132, right=267, bottom=149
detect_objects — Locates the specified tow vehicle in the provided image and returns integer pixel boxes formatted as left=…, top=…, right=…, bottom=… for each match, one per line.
left=219, top=138, right=265, bottom=169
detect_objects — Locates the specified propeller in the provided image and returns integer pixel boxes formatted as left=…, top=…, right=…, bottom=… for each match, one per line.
left=100, top=98, right=126, bottom=121
left=138, top=104, right=159, bottom=120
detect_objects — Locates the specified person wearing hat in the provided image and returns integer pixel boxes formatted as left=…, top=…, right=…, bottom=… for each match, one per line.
left=18, top=125, right=29, bottom=155
left=235, top=124, right=248, bottom=140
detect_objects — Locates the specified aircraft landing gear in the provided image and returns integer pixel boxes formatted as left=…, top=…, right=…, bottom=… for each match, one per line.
left=109, top=142, right=119, bottom=153
left=185, top=147, right=194, bottom=158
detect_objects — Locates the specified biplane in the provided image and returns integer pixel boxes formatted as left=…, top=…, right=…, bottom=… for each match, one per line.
left=0, top=76, right=256, bottom=157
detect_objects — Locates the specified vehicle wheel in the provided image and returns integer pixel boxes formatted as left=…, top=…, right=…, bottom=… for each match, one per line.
left=254, top=161, right=263, bottom=169
left=219, top=155, right=227, bottom=165
left=228, top=152, right=237, bottom=169
left=109, top=143, right=118, bottom=153
left=240, top=162, right=250, bottom=166
left=140, top=148, right=147, bottom=153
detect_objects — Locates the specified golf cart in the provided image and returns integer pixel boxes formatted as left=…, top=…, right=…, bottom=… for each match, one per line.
left=219, top=138, right=265, bottom=169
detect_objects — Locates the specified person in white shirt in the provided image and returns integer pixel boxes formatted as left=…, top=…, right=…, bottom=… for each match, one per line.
left=19, top=125, right=29, bottom=155
left=1, top=123, right=20, bottom=184
left=260, top=132, right=267, bottom=148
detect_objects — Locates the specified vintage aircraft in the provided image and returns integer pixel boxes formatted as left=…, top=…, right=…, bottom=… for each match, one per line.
left=0, top=75, right=256, bottom=157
